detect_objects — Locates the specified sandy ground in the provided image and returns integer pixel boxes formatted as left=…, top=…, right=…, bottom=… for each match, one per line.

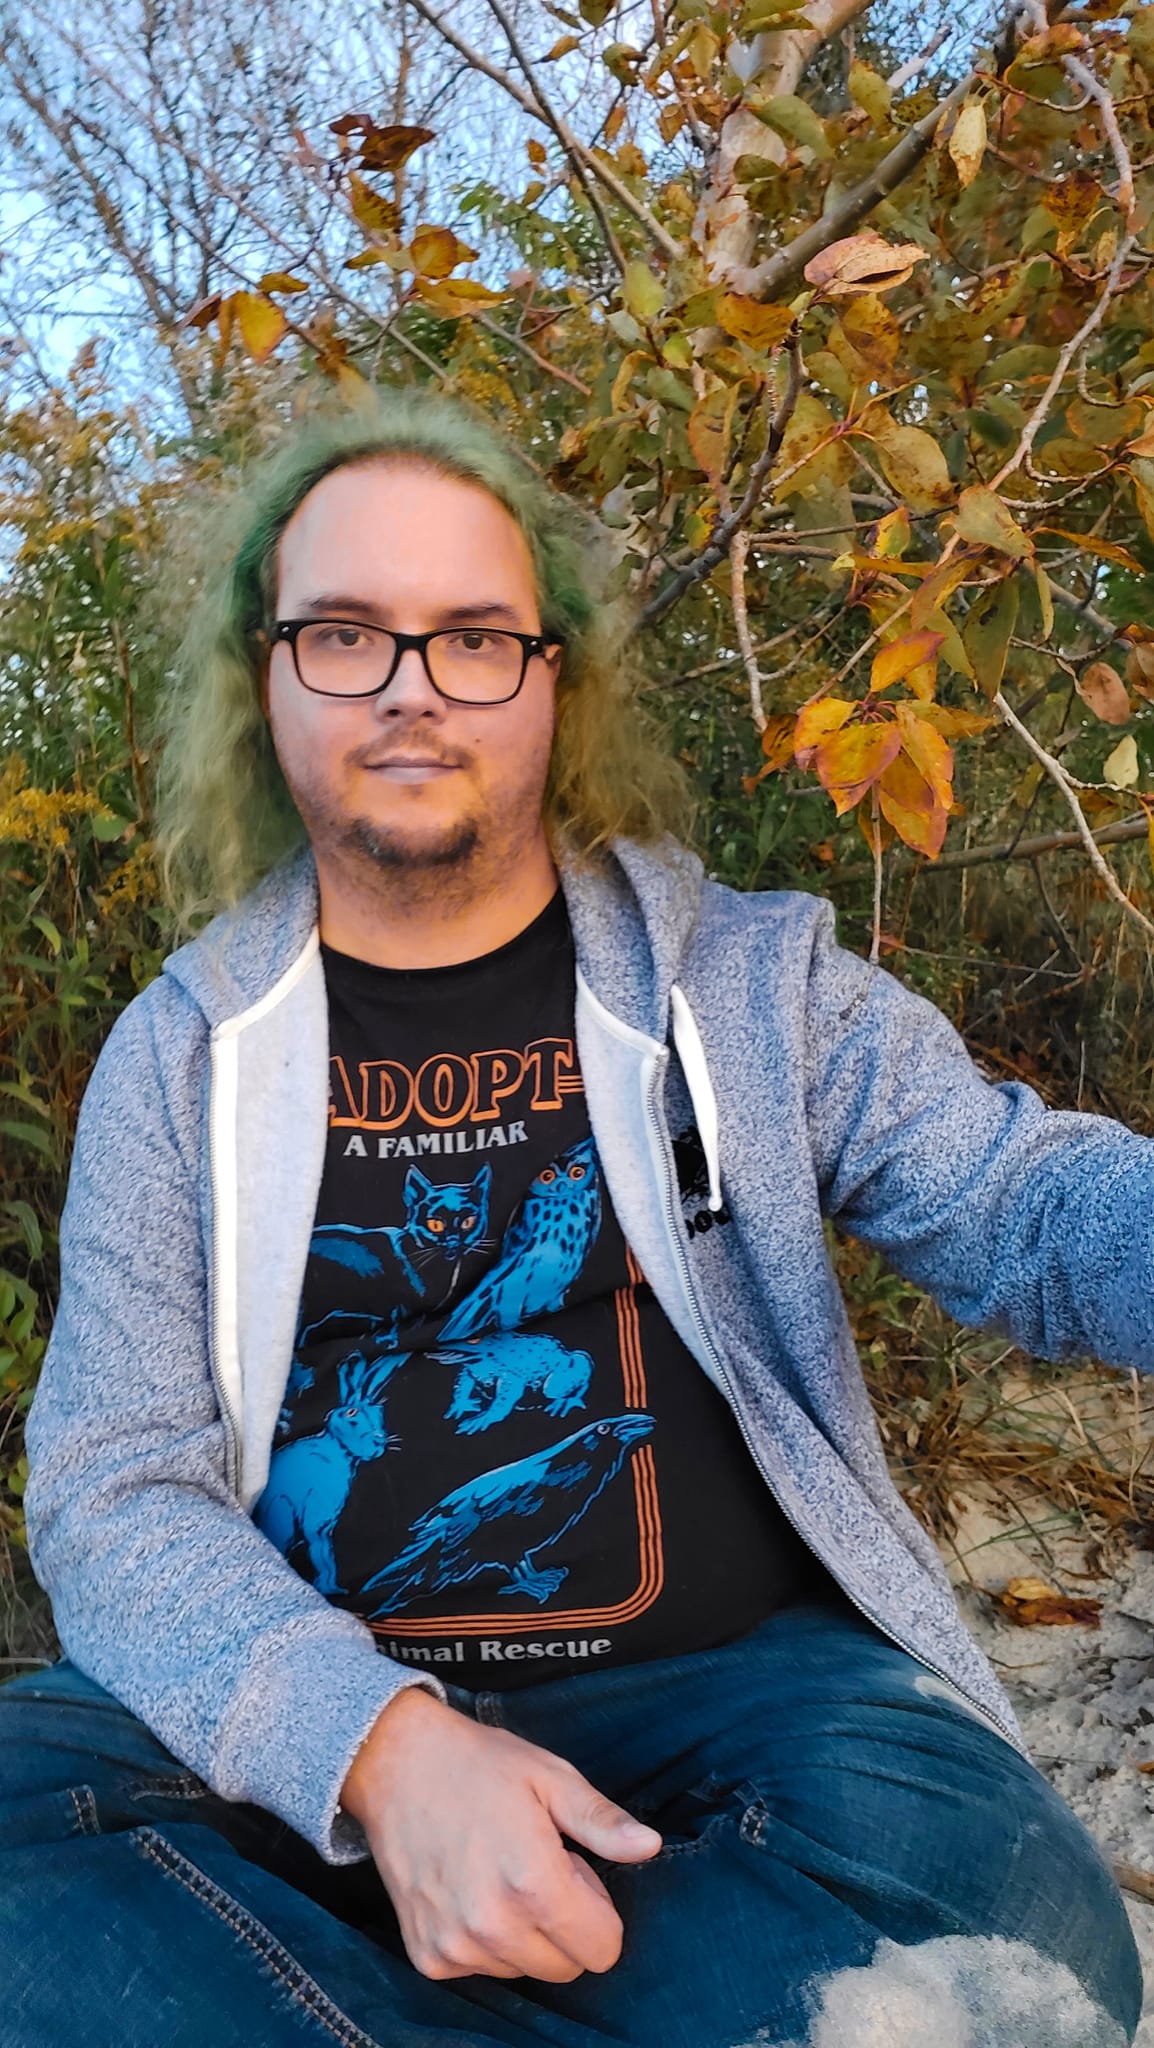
left=944, top=1488, right=1154, bottom=2043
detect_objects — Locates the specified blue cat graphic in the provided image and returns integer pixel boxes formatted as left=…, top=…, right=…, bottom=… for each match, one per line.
left=438, top=1138, right=601, bottom=1341
left=308, top=1164, right=493, bottom=1312
left=360, top=1411, right=654, bottom=1615
left=256, top=1351, right=406, bottom=1596
left=440, top=1333, right=593, bottom=1434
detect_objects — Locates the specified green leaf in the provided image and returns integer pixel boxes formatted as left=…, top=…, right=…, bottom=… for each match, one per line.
left=29, top=913, right=62, bottom=954
left=622, top=261, right=665, bottom=324
left=579, top=0, right=613, bottom=22
left=953, top=484, right=1032, bottom=560
left=91, top=810, right=132, bottom=842
left=0, top=1120, right=56, bottom=1160
left=962, top=576, right=1019, bottom=698
left=1, top=1202, right=43, bottom=1260
left=751, top=95, right=834, bottom=162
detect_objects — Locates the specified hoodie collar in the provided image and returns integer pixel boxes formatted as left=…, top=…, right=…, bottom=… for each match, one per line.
left=162, top=835, right=704, bottom=1042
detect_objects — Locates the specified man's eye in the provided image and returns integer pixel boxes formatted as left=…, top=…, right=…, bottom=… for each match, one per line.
left=451, top=630, right=496, bottom=653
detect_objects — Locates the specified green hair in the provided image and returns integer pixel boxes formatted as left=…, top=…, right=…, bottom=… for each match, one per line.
left=154, top=384, right=691, bottom=922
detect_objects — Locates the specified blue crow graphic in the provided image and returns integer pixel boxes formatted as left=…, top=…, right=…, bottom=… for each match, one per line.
left=359, top=1411, right=654, bottom=1616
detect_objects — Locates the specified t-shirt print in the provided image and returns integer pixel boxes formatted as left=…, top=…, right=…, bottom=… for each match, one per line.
left=253, top=890, right=823, bottom=1687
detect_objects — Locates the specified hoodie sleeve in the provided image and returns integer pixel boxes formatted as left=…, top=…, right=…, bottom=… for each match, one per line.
left=23, top=981, right=445, bottom=1865
left=801, top=901, right=1154, bottom=1370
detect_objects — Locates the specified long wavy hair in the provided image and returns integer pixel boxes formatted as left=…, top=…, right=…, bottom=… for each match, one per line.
left=154, top=385, right=691, bottom=922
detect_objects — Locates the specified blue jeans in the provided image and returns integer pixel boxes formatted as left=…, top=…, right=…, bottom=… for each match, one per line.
left=0, top=1596, right=1142, bottom=2046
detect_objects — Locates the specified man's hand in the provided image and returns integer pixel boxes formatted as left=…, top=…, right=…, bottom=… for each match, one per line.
left=340, top=1686, right=663, bottom=1984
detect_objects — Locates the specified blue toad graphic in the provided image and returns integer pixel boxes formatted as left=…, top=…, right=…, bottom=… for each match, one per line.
left=306, top=1164, right=493, bottom=1313
left=359, top=1412, right=654, bottom=1615
left=440, top=1332, right=593, bottom=1434
left=438, top=1138, right=601, bottom=1340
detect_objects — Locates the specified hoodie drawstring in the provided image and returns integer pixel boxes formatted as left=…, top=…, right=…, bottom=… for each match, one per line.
left=669, top=984, right=723, bottom=1213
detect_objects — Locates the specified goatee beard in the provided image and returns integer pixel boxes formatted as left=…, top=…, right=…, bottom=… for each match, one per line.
left=339, top=814, right=481, bottom=874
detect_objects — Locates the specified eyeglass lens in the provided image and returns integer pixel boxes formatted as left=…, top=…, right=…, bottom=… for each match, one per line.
left=294, top=622, right=526, bottom=702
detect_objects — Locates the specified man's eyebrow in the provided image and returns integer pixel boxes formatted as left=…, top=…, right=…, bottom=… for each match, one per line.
left=293, top=595, right=530, bottom=628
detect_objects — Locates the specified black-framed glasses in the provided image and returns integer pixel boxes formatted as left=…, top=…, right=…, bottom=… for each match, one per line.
left=271, top=619, right=561, bottom=705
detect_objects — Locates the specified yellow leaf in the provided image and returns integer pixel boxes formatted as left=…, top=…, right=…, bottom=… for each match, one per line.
left=257, top=271, right=309, bottom=295
left=948, top=100, right=987, bottom=190
left=794, top=697, right=855, bottom=765
left=847, top=59, right=891, bottom=128
left=544, top=34, right=581, bottom=58
left=717, top=294, right=793, bottom=352
left=233, top=292, right=287, bottom=364
left=864, top=414, right=953, bottom=515
left=526, top=137, right=547, bottom=167
left=872, top=508, right=910, bottom=559
left=658, top=104, right=686, bottom=145
left=894, top=701, right=954, bottom=811
left=837, top=295, right=899, bottom=380
left=814, top=722, right=902, bottom=815
left=804, top=232, right=927, bottom=298
left=1104, top=734, right=1139, bottom=789
left=1034, top=561, right=1054, bottom=640
left=349, top=173, right=399, bottom=238
left=952, top=484, right=1032, bottom=560
left=1037, top=526, right=1144, bottom=574
left=870, top=630, right=945, bottom=695
left=413, top=276, right=509, bottom=317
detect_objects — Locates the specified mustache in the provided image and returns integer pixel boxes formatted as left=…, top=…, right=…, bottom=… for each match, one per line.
left=352, top=741, right=472, bottom=770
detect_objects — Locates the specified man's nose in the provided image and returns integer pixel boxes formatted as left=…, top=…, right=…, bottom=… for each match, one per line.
left=371, top=646, right=444, bottom=717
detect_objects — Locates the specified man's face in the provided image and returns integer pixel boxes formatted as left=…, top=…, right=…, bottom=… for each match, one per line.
left=265, top=460, right=560, bottom=881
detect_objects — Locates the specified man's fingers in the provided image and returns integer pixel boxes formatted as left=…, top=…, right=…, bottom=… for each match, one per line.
left=546, top=1771, right=662, bottom=1864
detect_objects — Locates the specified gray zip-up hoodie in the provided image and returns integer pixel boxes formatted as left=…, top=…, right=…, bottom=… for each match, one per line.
left=24, top=837, right=1154, bottom=1865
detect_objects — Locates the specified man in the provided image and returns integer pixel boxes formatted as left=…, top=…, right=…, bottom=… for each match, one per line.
left=2, top=388, right=1146, bottom=2046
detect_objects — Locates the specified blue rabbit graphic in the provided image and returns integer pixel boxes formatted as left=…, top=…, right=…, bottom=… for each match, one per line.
left=256, top=1350, right=407, bottom=1595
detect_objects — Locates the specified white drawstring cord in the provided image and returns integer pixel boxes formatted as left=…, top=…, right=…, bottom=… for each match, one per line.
left=668, top=984, right=723, bottom=1212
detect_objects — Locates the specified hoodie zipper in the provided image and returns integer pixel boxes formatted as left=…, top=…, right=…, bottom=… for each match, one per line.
left=207, top=1031, right=244, bottom=1496
left=646, top=1044, right=1021, bottom=1753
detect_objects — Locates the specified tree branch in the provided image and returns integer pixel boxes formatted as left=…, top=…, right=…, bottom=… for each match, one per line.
left=994, top=690, right=1154, bottom=940
left=406, top=0, right=680, bottom=260
left=638, top=338, right=804, bottom=627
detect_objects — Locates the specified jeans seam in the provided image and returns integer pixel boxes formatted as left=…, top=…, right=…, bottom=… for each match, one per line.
left=69, top=1785, right=100, bottom=1837
left=128, top=1773, right=209, bottom=1802
left=129, top=1828, right=382, bottom=2048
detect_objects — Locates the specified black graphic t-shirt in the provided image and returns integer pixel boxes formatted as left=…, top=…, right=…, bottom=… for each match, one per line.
left=255, top=891, right=825, bottom=1687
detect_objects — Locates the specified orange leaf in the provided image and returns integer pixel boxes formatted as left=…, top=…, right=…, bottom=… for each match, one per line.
left=356, top=123, right=435, bottom=172
left=794, top=697, right=855, bottom=766
left=803, top=231, right=928, bottom=299
left=996, top=1576, right=1101, bottom=1628
left=878, top=749, right=949, bottom=858
left=814, top=721, right=901, bottom=815
left=1077, top=661, right=1132, bottom=726
left=870, top=630, right=945, bottom=695
left=410, top=224, right=477, bottom=279
left=910, top=555, right=973, bottom=630
left=687, top=383, right=739, bottom=486
left=760, top=712, right=797, bottom=770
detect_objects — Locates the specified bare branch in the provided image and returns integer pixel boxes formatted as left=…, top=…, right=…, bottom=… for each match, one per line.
left=729, top=528, right=766, bottom=730
left=638, top=336, right=804, bottom=628
left=907, top=815, right=1149, bottom=874
left=406, top=0, right=680, bottom=261
left=989, top=233, right=1139, bottom=490
left=994, top=690, right=1154, bottom=941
